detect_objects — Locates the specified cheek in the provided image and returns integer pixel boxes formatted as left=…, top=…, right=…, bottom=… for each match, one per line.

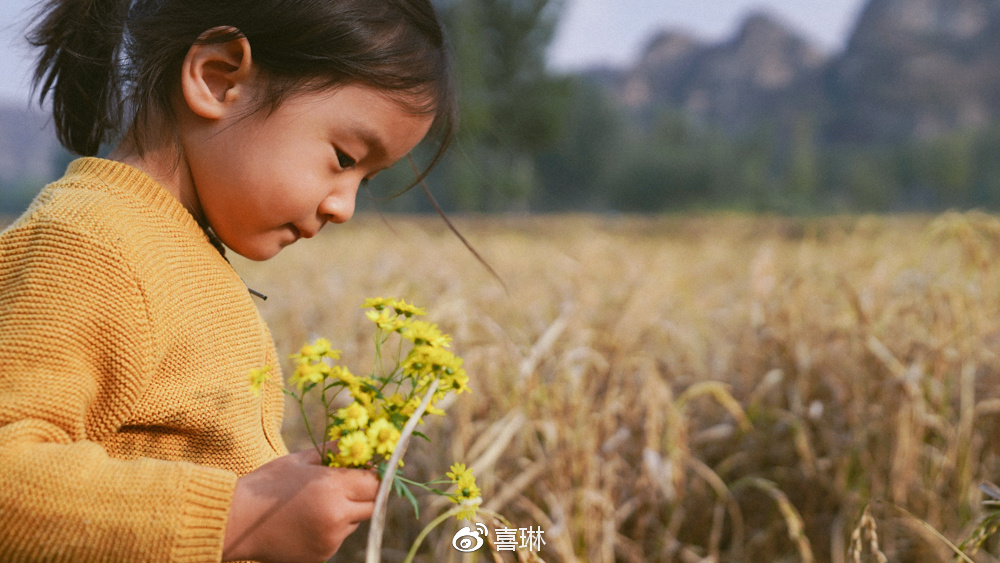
left=262, top=160, right=328, bottom=208
left=266, top=147, right=337, bottom=206
left=197, top=131, right=331, bottom=224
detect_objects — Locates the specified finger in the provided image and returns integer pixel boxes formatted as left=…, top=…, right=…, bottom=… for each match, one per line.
left=342, top=500, right=377, bottom=524
left=297, top=441, right=340, bottom=465
left=341, top=468, right=380, bottom=500
left=334, top=520, right=361, bottom=542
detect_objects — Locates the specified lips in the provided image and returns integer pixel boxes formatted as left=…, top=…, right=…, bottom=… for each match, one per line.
left=290, top=224, right=319, bottom=239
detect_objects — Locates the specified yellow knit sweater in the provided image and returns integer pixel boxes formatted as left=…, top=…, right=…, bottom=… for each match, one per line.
left=0, top=158, right=287, bottom=562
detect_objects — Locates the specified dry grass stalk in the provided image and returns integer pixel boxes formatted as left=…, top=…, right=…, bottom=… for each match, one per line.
left=849, top=505, right=888, bottom=563
left=231, top=213, right=1000, bottom=562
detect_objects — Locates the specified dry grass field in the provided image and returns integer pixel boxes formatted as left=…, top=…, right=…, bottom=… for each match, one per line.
left=231, top=212, right=1000, bottom=563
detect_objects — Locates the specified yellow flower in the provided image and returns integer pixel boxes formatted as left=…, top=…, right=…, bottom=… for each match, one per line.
left=291, top=337, right=340, bottom=364
left=401, top=345, right=434, bottom=378
left=288, top=362, right=327, bottom=391
left=454, top=501, right=480, bottom=521
left=447, top=463, right=481, bottom=519
left=447, top=463, right=472, bottom=483
left=348, top=376, right=379, bottom=407
left=329, top=365, right=355, bottom=385
left=336, top=431, right=374, bottom=467
left=452, top=480, right=481, bottom=502
left=403, top=346, right=463, bottom=382
left=327, top=422, right=348, bottom=440
left=435, top=348, right=463, bottom=373
left=442, top=367, right=470, bottom=395
left=365, top=309, right=410, bottom=332
left=366, top=418, right=401, bottom=456
left=248, top=366, right=271, bottom=396
left=336, top=401, right=370, bottom=430
left=384, top=393, right=407, bottom=410
left=402, top=320, right=452, bottom=348
left=397, top=396, right=421, bottom=417
left=391, top=299, right=426, bottom=317
left=362, top=296, right=395, bottom=310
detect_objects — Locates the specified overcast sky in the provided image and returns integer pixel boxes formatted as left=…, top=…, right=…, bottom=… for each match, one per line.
left=0, top=0, right=868, bottom=106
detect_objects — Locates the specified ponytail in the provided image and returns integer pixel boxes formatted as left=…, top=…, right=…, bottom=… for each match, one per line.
left=29, top=0, right=132, bottom=156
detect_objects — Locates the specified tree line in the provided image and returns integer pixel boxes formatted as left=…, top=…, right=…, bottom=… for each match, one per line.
left=365, top=0, right=1000, bottom=215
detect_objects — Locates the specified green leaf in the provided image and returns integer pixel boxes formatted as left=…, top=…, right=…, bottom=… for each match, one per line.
left=389, top=412, right=409, bottom=428
left=412, top=431, right=432, bottom=443
left=393, top=475, right=421, bottom=518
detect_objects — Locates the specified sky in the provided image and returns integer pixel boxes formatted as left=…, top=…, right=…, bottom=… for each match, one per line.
left=0, top=0, right=868, bottom=105
left=548, top=0, right=868, bottom=70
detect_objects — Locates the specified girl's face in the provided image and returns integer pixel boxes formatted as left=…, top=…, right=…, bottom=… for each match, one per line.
left=183, top=84, right=434, bottom=261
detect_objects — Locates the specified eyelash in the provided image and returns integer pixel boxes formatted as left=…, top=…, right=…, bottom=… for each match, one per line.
left=336, top=149, right=356, bottom=169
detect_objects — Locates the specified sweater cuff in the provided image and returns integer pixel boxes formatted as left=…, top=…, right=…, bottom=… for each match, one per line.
left=172, top=465, right=238, bottom=562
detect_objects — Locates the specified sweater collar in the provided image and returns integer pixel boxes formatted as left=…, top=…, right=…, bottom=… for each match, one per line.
left=64, top=157, right=211, bottom=246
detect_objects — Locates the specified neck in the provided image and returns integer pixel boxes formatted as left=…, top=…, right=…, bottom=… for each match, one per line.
left=108, top=136, right=205, bottom=226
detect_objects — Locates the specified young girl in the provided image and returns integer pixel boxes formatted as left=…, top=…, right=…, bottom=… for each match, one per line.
left=0, top=0, right=455, bottom=561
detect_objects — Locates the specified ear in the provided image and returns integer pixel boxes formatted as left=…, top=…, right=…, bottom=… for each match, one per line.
left=180, top=28, right=254, bottom=120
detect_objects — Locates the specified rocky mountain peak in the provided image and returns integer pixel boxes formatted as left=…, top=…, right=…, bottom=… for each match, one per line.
left=591, top=0, right=1000, bottom=145
left=613, top=10, right=826, bottom=134
left=831, top=0, right=1000, bottom=142
left=638, top=31, right=702, bottom=70
left=850, top=0, right=995, bottom=49
left=722, top=11, right=826, bottom=90
left=737, top=12, right=805, bottom=49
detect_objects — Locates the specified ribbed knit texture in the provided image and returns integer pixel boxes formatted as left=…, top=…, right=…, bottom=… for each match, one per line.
left=0, top=158, right=287, bottom=562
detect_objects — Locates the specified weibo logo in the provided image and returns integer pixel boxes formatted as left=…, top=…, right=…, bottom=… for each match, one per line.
left=452, top=522, right=488, bottom=552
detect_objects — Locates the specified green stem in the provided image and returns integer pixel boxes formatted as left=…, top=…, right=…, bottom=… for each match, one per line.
left=374, top=328, right=385, bottom=380
left=319, top=377, right=331, bottom=461
left=402, top=505, right=465, bottom=563
left=298, top=392, right=320, bottom=455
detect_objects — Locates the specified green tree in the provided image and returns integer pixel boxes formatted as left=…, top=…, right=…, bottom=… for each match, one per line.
left=430, top=0, right=571, bottom=211
left=534, top=77, right=627, bottom=211
left=780, top=117, right=820, bottom=212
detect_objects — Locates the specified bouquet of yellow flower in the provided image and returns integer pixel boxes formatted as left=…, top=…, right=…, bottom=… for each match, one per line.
left=249, top=297, right=482, bottom=560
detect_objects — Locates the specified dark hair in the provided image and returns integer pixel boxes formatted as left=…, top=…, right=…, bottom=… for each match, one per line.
left=28, top=0, right=456, bottom=180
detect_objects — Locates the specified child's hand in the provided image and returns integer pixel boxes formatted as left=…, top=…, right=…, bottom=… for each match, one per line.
left=222, top=445, right=379, bottom=562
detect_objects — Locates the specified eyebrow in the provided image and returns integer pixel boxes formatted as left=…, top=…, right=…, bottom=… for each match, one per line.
left=350, top=124, right=388, bottom=163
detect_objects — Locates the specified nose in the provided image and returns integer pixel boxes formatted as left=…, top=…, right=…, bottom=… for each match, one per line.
left=318, top=180, right=359, bottom=224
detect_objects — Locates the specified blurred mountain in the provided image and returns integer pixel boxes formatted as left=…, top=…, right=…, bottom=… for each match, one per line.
left=589, top=0, right=1000, bottom=144
left=610, top=12, right=828, bottom=136
left=829, top=0, right=1000, bottom=142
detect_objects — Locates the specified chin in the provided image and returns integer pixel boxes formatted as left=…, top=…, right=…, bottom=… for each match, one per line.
left=242, top=248, right=281, bottom=261
left=229, top=241, right=282, bottom=262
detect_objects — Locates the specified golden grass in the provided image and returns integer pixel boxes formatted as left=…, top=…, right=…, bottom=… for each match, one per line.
left=231, top=212, right=1000, bottom=563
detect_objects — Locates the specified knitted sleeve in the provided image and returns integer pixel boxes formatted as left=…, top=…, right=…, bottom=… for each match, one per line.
left=0, top=218, right=237, bottom=562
